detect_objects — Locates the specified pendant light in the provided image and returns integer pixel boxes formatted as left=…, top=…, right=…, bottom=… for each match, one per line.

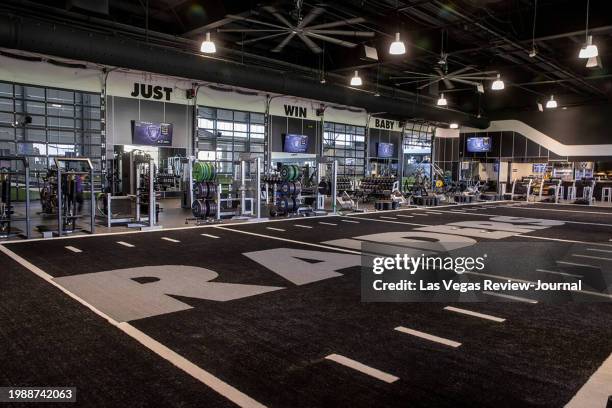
left=449, top=123, right=459, bottom=129
left=545, top=95, right=557, bottom=109
left=350, top=70, right=362, bottom=86
left=389, top=33, right=406, bottom=55
left=437, top=93, right=447, bottom=106
left=491, top=74, right=505, bottom=90
left=578, top=0, right=598, bottom=59
left=200, top=32, right=216, bottom=54
left=579, top=36, right=598, bottom=59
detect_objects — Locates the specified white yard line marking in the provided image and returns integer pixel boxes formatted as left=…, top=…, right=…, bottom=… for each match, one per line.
left=0, top=245, right=265, bottom=408
left=394, top=326, right=461, bottom=348
left=319, top=222, right=338, bottom=226
left=161, top=237, right=180, bottom=243
left=341, top=219, right=360, bottom=224
left=293, top=224, right=313, bottom=229
left=397, top=214, right=414, bottom=218
left=412, top=213, right=428, bottom=216
left=432, top=208, right=612, bottom=227
left=566, top=352, right=612, bottom=408
left=587, top=248, right=612, bottom=253
left=482, top=291, right=538, bottom=304
left=266, top=227, right=286, bottom=232
left=523, top=235, right=612, bottom=247
left=443, top=306, right=506, bottom=322
left=379, top=216, right=398, bottom=220
left=65, top=246, right=82, bottom=253
left=557, top=260, right=600, bottom=269
left=535, top=269, right=582, bottom=278
left=325, top=354, right=399, bottom=383
left=117, top=241, right=135, bottom=248
left=512, top=207, right=612, bottom=216
left=470, top=271, right=612, bottom=300
left=214, top=226, right=361, bottom=255
left=425, top=211, right=443, bottom=215
left=200, top=233, right=220, bottom=239
left=573, top=254, right=612, bottom=262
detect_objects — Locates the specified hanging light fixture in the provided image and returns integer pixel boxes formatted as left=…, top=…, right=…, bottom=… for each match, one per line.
left=578, top=0, right=598, bottom=59
left=545, top=95, right=558, bottom=109
left=437, top=93, right=447, bottom=106
left=200, top=32, right=216, bottom=54
left=389, top=32, right=406, bottom=55
left=449, top=123, right=459, bottom=129
left=586, top=55, right=602, bottom=68
left=350, top=70, right=362, bottom=86
left=579, top=35, right=598, bottom=59
left=491, top=74, right=505, bottom=90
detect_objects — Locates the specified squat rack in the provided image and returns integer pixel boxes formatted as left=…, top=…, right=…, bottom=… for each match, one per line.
left=55, top=157, right=95, bottom=237
left=0, top=155, right=31, bottom=239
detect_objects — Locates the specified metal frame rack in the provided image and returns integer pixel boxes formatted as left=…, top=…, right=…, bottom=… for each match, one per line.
left=0, top=155, right=31, bottom=239
left=54, top=157, right=95, bottom=237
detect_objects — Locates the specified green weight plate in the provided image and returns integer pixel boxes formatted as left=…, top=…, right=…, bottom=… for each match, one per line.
left=280, top=165, right=290, bottom=181
left=208, top=163, right=215, bottom=181
left=293, top=165, right=299, bottom=181
left=193, top=162, right=205, bottom=182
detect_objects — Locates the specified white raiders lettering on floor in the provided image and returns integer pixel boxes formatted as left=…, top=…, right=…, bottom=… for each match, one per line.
left=53, top=216, right=564, bottom=322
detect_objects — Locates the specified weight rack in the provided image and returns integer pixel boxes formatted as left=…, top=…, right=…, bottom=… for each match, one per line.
left=0, top=156, right=31, bottom=239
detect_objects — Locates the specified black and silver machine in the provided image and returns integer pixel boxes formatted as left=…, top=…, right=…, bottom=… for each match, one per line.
left=54, top=157, right=95, bottom=237
left=0, top=156, right=31, bottom=239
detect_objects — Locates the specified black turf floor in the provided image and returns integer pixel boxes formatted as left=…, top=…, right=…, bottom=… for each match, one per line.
left=2, top=201, right=612, bottom=407
left=0, top=253, right=231, bottom=407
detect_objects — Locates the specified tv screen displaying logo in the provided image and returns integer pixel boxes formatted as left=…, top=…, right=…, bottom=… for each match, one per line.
left=132, top=121, right=173, bottom=146
left=466, top=137, right=491, bottom=152
left=283, top=134, right=309, bottom=153
left=377, top=143, right=394, bottom=158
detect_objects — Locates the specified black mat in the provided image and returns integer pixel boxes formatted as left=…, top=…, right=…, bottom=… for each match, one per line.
left=3, top=205, right=612, bottom=407
left=0, top=252, right=231, bottom=408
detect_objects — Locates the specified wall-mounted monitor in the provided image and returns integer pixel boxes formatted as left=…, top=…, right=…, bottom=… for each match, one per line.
left=466, top=136, right=491, bottom=153
left=377, top=142, right=394, bottom=158
left=283, top=134, right=309, bottom=153
left=132, top=120, right=173, bottom=146
left=533, top=163, right=547, bottom=173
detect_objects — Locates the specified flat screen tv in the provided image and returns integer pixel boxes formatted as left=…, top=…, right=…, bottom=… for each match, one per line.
left=377, top=143, right=394, bottom=158
left=132, top=120, right=173, bottom=146
left=533, top=163, right=547, bottom=173
left=466, top=136, right=491, bottom=153
left=283, top=134, right=309, bottom=153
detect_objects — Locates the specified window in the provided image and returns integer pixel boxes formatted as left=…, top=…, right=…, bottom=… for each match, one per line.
left=323, top=121, right=366, bottom=176
left=0, top=82, right=102, bottom=176
left=196, top=106, right=266, bottom=175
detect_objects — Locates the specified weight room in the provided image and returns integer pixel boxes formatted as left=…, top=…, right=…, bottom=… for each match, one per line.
left=0, top=1, right=611, bottom=407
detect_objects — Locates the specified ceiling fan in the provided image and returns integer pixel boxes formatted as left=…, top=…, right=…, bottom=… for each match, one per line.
left=391, top=65, right=499, bottom=93
left=216, top=5, right=375, bottom=54
left=391, top=31, right=497, bottom=93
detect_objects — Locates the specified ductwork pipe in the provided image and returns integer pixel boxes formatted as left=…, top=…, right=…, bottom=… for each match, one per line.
left=0, top=13, right=489, bottom=128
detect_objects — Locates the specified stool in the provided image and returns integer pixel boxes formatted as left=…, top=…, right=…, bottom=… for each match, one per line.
left=602, top=187, right=612, bottom=203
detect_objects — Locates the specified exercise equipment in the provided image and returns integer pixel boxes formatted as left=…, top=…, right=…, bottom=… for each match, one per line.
left=0, top=156, right=31, bottom=239
left=280, top=164, right=300, bottom=181
left=55, top=157, right=95, bottom=236
left=193, top=161, right=216, bottom=182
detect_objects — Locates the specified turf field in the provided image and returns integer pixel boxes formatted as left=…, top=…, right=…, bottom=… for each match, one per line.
left=1, top=201, right=611, bottom=407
